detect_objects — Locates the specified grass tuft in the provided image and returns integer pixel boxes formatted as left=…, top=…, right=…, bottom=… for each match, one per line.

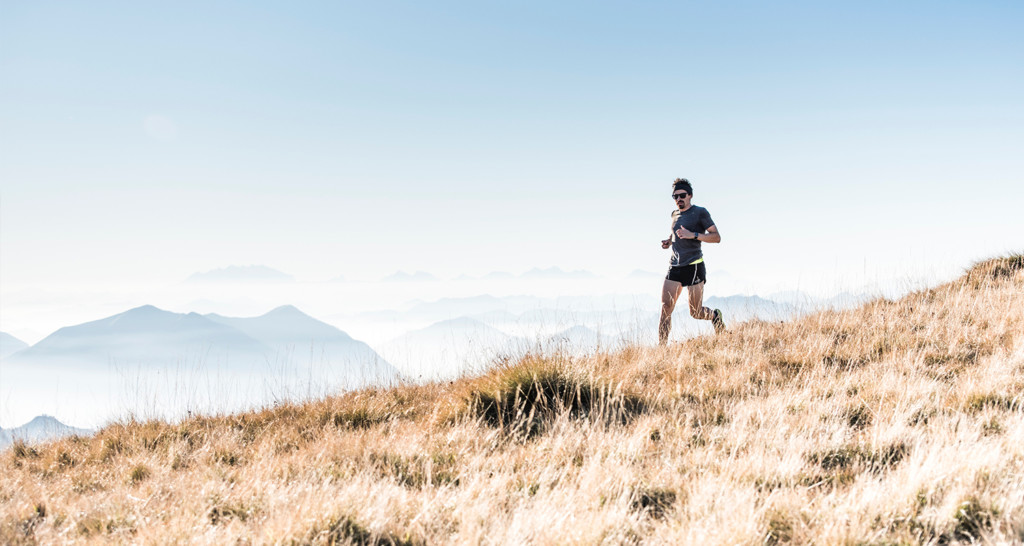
left=129, top=464, right=150, bottom=484
left=808, top=442, right=909, bottom=475
left=368, top=451, right=460, bottom=488
left=843, top=404, right=873, bottom=430
left=331, top=406, right=388, bottom=430
left=764, top=509, right=795, bottom=545
left=630, top=486, right=677, bottom=519
left=10, top=440, right=39, bottom=462
left=964, top=392, right=1022, bottom=413
left=0, top=503, right=46, bottom=545
left=213, top=449, right=242, bottom=466
left=465, top=355, right=646, bottom=437
left=952, top=496, right=997, bottom=542
left=295, top=514, right=417, bottom=546
left=98, top=436, right=127, bottom=462
left=207, top=494, right=260, bottom=525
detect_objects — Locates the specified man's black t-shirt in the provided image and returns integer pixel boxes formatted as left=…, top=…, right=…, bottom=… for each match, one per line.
left=670, top=205, right=715, bottom=266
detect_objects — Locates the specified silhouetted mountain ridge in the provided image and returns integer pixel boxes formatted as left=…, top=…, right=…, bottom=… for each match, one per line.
left=7, top=306, right=396, bottom=382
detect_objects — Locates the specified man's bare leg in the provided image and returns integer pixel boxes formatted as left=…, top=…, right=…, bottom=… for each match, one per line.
left=687, top=282, right=715, bottom=321
left=659, top=279, right=683, bottom=344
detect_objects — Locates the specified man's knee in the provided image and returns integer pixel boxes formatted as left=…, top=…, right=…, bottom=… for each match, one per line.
left=688, top=306, right=702, bottom=318
left=661, top=296, right=677, bottom=313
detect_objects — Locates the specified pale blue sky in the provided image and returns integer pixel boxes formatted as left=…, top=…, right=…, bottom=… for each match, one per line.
left=2, top=1, right=1023, bottom=289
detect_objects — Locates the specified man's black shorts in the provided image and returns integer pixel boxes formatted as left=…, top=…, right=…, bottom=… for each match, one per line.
left=666, top=262, right=706, bottom=286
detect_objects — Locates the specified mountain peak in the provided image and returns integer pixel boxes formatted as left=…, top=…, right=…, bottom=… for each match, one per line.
left=111, top=305, right=174, bottom=323
left=263, top=305, right=308, bottom=318
left=26, top=415, right=61, bottom=426
left=126, top=304, right=163, bottom=314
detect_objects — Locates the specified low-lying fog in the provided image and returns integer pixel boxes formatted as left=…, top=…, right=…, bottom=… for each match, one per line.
left=2, top=268, right=935, bottom=430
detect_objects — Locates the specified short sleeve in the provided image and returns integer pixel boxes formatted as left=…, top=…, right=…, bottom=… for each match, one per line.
left=701, top=209, right=715, bottom=231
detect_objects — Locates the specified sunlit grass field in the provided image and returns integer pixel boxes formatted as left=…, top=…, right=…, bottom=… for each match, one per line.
left=2, top=255, right=1023, bottom=545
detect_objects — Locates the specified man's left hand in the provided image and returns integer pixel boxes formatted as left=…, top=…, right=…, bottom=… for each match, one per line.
left=675, top=227, right=694, bottom=239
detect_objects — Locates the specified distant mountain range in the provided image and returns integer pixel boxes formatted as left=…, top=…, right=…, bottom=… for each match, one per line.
left=186, top=265, right=295, bottom=284
left=0, top=332, right=29, bottom=360
left=0, top=415, right=93, bottom=450
left=5, top=305, right=398, bottom=386
left=705, top=294, right=797, bottom=320
left=333, top=292, right=806, bottom=351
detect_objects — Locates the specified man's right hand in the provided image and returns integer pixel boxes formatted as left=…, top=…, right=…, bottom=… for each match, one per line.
left=661, top=238, right=672, bottom=249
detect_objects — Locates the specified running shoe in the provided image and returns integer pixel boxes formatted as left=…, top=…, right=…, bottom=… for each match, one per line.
left=712, top=308, right=726, bottom=334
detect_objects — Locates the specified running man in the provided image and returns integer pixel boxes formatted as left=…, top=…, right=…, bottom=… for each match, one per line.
left=659, top=178, right=725, bottom=344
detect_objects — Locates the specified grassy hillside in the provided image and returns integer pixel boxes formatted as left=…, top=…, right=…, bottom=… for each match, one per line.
left=2, top=255, right=1023, bottom=545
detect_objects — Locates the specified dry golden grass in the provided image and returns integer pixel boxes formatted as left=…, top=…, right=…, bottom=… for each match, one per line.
left=2, top=255, right=1023, bottom=545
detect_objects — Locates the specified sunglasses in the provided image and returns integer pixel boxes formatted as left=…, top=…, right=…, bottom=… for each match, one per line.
left=672, top=193, right=689, bottom=200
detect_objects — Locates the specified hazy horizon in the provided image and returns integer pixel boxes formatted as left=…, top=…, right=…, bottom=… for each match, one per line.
left=2, top=258, right=957, bottom=347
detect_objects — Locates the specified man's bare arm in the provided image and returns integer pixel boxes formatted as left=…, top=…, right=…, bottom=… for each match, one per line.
left=678, top=224, right=721, bottom=243
left=698, top=225, right=721, bottom=243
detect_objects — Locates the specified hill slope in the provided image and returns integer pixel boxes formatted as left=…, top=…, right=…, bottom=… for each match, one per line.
left=2, top=255, right=1023, bottom=544
left=0, top=332, right=30, bottom=360
left=204, top=305, right=399, bottom=385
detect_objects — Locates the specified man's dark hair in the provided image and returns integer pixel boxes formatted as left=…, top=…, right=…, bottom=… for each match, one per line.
left=672, top=178, right=693, bottom=194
